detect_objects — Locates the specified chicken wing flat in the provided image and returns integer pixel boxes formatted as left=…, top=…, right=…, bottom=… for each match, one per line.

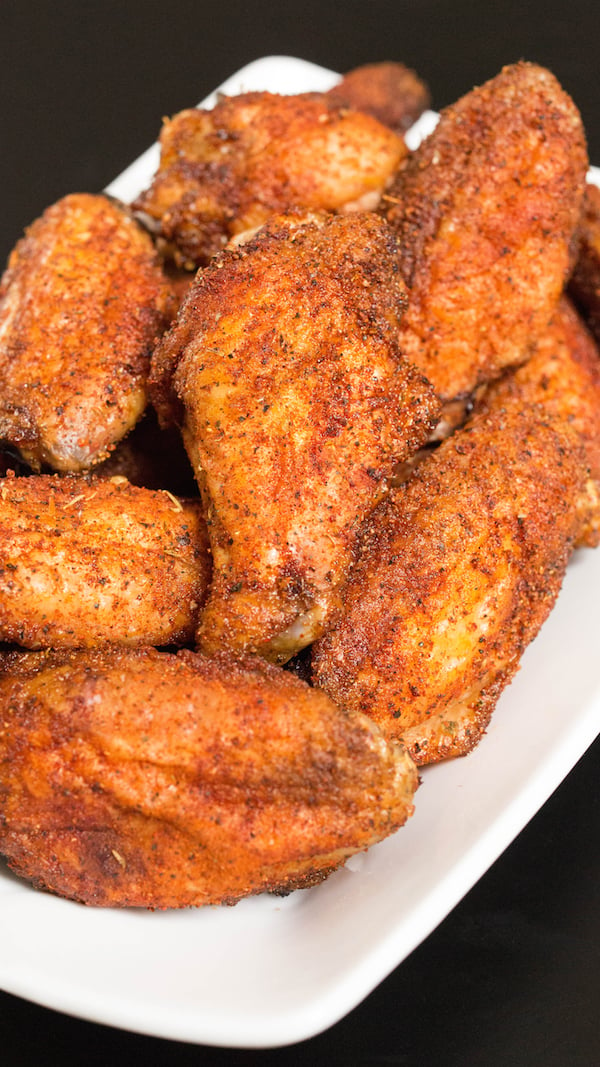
left=151, top=212, right=440, bottom=662
left=0, top=646, right=418, bottom=908
left=312, top=298, right=600, bottom=764
left=326, top=61, right=431, bottom=133
left=569, top=181, right=600, bottom=342
left=382, top=62, right=588, bottom=402
left=0, top=194, right=175, bottom=471
left=133, top=91, right=406, bottom=268
left=0, top=473, right=210, bottom=648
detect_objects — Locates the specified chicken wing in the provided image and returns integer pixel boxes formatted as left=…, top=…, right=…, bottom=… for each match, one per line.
left=0, top=194, right=175, bottom=471
left=0, top=646, right=418, bottom=908
left=382, top=62, right=588, bottom=403
left=151, top=211, right=440, bottom=662
left=0, top=473, right=210, bottom=648
left=133, top=91, right=406, bottom=268
left=326, top=61, right=431, bottom=133
left=312, top=299, right=600, bottom=764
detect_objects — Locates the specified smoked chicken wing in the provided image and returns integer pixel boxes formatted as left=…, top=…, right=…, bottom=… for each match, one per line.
left=0, top=473, right=210, bottom=648
left=0, top=194, right=175, bottom=471
left=312, top=299, right=600, bottom=764
left=133, top=91, right=406, bottom=268
left=382, top=62, right=588, bottom=403
left=0, top=646, right=418, bottom=908
left=151, top=211, right=440, bottom=662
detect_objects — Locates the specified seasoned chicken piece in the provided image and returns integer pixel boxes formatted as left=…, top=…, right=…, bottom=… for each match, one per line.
left=133, top=91, right=406, bottom=268
left=0, top=194, right=175, bottom=471
left=382, top=62, right=588, bottom=402
left=312, top=299, right=600, bottom=764
left=151, top=212, right=440, bottom=662
left=327, top=61, right=431, bottom=133
left=0, top=646, right=418, bottom=908
left=0, top=473, right=210, bottom=648
left=569, top=181, right=600, bottom=342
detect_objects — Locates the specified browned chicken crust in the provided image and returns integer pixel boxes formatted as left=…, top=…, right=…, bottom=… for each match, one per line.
left=151, top=212, right=440, bottom=662
left=382, top=62, right=588, bottom=402
left=0, top=474, right=211, bottom=649
left=312, top=299, right=600, bottom=764
left=326, top=61, right=431, bottom=133
left=0, top=194, right=175, bottom=471
left=0, top=646, right=418, bottom=908
left=133, top=91, right=406, bottom=268
left=569, top=181, right=600, bottom=342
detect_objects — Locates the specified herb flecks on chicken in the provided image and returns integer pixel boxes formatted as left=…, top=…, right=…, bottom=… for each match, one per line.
left=0, top=194, right=175, bottom=471
left=151, top=211, right=440, bottom=663
left=383, top=61, right=588, bottom=403
left=0, top=473, right=211, bottom=649
left=0, top=646, right=418, bottom=909
left=312, top=299, right=600, bottom=764
left=133, top=90, right=406, bottom=268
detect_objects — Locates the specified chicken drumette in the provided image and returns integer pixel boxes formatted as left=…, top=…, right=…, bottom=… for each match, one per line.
left=312, top=299, right=600, bottom=764
left=382, top=62, right=588, bottom=405
left=0, top=193, right=175, bottom=471
left=151, top=211, right=439, bottom=662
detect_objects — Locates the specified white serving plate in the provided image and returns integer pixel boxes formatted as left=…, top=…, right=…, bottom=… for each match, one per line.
left=1, top=55, right=599, bottom=1049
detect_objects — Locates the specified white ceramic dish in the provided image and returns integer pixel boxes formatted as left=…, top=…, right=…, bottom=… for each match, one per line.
left=1, top=55, right=599, bottom=1050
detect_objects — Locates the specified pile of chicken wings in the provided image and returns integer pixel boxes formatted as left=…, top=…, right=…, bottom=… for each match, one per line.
left=1, top=59, right=599, bottom=908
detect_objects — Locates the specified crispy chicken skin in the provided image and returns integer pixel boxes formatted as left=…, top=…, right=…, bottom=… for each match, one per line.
left=312, top=299, right=600, bottom=764
left=151, top=212, right=440, bottom=662
left=0, top=646, right=418, bottom=908
left=0, top=474, right=211, bottom=648
left=327, top=61, right=431, bottom=133
left=569, top=181, right=600, bottom=342
left=382, top=62, right=588, bottom=402
left=0, top=194, right=175, bottom=471
left=133, top=91, right=406, bottom=268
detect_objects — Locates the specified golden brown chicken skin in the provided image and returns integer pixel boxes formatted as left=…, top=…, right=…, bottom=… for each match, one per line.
left=0, top=473, right=211, bottom=648
left=133, top=91, right=406, bottom=268
left=382, top=62, right=588, bottom=403
left=326, top=61, right=431, bottom=133
left=312, top=299, right=600, bottom=764
left=0, top=646, right=418, bottom=908
left=151, top=212, right=440, bottom=662
left=568, top=181, right=600, bottom=343
left=0, top=193, right=175, bottom=471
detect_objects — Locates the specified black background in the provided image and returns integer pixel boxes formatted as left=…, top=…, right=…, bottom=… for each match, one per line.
left=1, top=2, right=600, bottom=1064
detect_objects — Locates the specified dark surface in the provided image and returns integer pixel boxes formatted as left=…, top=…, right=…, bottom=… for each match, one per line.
left=1, top=2, right=600, bottom=1064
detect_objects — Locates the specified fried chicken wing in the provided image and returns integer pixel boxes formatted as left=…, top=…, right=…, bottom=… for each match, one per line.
left=382, top=62, right=588, bottom=402
left=133, top=91, right=406, bottom=268
left=151, top=212, right=440, bottom=662
left=0, top=194, right=175, bottom=471
left=312, top=298, right=600, bottom=764
left=0, top=473, right=210, bottom=648
left=569, top=181, right=600, bottom=342
left=0, top=646, right=418, bottom=908
left=326, top=61, right=431, bottom=133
